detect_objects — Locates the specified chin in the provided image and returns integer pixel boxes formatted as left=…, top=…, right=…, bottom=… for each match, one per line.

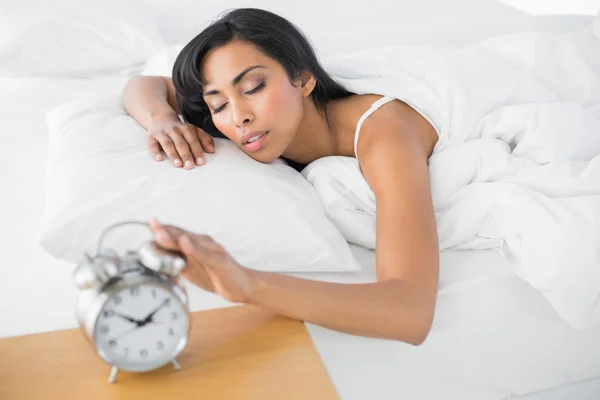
left=254, top=146, right=286, bottom=165
left=243, top=147, right=277, bottom=163
left=258, top=152, right=282, bottom=164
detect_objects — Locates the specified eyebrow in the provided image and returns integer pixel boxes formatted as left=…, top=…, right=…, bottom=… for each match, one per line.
left=203, top=65, right=267, bottom=96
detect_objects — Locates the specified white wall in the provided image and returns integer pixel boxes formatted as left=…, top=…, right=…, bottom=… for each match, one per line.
left=143, top=0, right=594, bottom=58
left=501, top=0, right=600, bottom=15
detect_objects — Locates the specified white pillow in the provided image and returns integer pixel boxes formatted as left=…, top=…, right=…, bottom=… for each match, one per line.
left=38, top=94, right=360, bottom=274
left=0, top=0, right=167, bottom=77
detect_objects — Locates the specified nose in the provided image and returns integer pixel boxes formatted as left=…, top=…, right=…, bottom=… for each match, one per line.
left=231, top=99, right=254, bottom=128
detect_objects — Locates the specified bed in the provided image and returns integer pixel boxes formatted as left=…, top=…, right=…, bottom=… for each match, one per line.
left=2, top=1, right=599, bottom=399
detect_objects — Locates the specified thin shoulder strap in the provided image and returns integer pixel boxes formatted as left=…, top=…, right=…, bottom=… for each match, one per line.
left=354, top=96, right=396, bottom=160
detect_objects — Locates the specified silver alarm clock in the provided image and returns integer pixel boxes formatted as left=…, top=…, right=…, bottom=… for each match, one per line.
left=73, top=220, right=192, bottom=383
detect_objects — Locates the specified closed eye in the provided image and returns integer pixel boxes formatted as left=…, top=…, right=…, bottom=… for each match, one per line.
left=245, top=82, right=265, bottom=95
left=212, top=82, right=266, bottom=115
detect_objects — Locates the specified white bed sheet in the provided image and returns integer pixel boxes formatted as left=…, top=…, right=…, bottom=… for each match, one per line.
left=513, top=376, right=600, bottom=400
left=301, top=247, right=600, bottom=399
left=1, top=73, right=599, bottom=400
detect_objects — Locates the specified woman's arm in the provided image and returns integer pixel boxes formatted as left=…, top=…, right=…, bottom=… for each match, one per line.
left=245, top=270, right=431, bottom=344
left=122, top=76, right=181, bottom=130
left=244, top=105, right=439, bottom=344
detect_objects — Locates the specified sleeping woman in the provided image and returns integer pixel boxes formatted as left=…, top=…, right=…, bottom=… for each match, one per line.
left=122, top=7, right=440, bottom=345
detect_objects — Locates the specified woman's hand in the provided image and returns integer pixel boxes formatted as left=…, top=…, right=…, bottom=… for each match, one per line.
left=148, top=217, right=253, bottom=303
left=148, top=115, right=215, bottom=169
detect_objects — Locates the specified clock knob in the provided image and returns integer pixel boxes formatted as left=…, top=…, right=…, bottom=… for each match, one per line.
left=73, top=261, right=97, bottom=290
left=138, top=241, right=186, bottom=276
left=73, top=255, right=120, bottom=289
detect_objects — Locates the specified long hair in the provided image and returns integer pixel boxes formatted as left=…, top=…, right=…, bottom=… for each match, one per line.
left=171, top=8, right=353, bottom=171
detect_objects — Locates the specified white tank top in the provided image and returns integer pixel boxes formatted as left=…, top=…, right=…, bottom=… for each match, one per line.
left=353, top=95, right=396, bottom=161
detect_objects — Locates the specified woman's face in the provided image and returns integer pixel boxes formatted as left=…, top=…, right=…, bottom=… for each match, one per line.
left=200, top=40, right=307, bottom=163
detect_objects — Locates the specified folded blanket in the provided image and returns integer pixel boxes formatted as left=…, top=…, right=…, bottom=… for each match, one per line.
left=304, top=25, right=600, bottom=329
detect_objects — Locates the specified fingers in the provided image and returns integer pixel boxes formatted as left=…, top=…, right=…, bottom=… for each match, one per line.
left=149, top=123, right=214, bottom=169
left=149, top=217, right=206, bottom=240
left=148, top=217, right=188, bottom=250
left=180, top=258, right=215, bottom=293
left=178, top=235, right=196, bottom=254
left=176, top=234, right=225, bottom=260
left=175, top=235, right=217, bottom=292
left=148, top=217, right=222, bottom=259
left=154, top=230, right=179, bottom=251
left=153, top=132, right=182, bottom=167
left=168, top=130, right=195, bottom=169
left=151, top=129, right=193, bottom=169
left=148, top=136, right=163, bottom=162
left=148, top=216, right=161, bottom=231
left=197, top=129, right=215, bottom=154
left=148, top=224, right=221, bottom=294
left=180, top=127, right=205, bottom=166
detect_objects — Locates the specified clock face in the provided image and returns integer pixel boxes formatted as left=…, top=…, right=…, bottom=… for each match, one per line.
left=94, top=283, right=189, bottom=371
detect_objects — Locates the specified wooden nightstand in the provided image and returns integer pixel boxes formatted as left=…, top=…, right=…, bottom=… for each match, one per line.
left=0, top=305, right=339, bottom=399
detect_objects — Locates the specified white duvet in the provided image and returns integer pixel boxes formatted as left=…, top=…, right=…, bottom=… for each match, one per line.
left=303, top=25, right=600, bottom=329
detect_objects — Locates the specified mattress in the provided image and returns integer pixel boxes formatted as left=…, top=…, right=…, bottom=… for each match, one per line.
left=1, top=72, right=599, bottom=400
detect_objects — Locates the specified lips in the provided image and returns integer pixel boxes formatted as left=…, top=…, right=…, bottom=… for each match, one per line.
left=243, top=131, right=268, bottom=152
left=241, top=130, right=268, bottom=145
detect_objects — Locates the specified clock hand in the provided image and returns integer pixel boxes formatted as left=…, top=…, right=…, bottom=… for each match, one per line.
left=107, top=321, right=166, bottom=343
left=141, top=298, right=170, bottom=325
left=116, top=313, right=144, bottom=326
left=109, top=326, right=141, bottom=342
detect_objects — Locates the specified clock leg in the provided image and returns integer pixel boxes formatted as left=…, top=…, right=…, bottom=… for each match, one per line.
left=171, top=358, right=182, bottom=370
left=108, top=366, right=119, bottom=383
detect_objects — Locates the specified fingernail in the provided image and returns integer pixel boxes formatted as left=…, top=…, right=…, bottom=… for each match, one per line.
left=155, top=154, right=162, bottom=161
left=197, top=157, right=204, bottom=165
left=174, top=158, right=181, bottom=166
left=184, top=160, right=193, bottom=169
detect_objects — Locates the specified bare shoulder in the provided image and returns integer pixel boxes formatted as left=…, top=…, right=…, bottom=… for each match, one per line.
left=361, top=97, right=437, bottom=159
left=349, top=95, right=439, bottom=198
left=331, top=94, right=438, bottom=161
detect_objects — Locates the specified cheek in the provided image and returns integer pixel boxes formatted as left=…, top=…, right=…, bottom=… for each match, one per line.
left=259, top=83, right=303, bottom=130
left=212, top=116, right=233, bottom=141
